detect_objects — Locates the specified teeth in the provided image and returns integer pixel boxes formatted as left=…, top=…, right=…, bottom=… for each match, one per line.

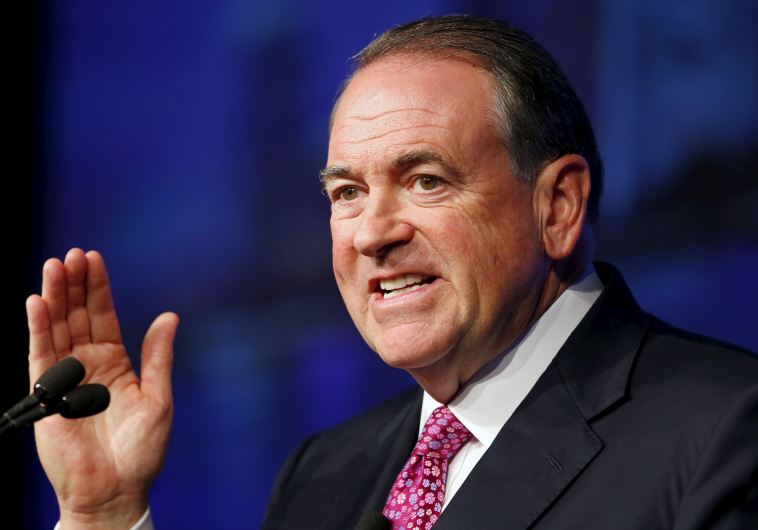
left=379, top=274, right=434, bottom=298
left=380, top=273, right=426, bottom=291
left=384, top=283, right=423, bottom=298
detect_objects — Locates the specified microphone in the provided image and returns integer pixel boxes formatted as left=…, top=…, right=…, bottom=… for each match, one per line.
left=58, top=383, right=111, bottom=419
left=0, top=357, right=85, bottom=426
left=0, top=384, right=110, bottom=435
left=354, top=511, right=390, bottom=530
left=35, top=357, right=87, bottom=402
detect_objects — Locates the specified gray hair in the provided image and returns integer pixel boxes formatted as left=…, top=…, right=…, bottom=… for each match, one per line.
left=331, top=15, right=603, bottom=223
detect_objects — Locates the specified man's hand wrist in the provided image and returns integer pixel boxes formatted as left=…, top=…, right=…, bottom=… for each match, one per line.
left=58, top=495, right=148, bottom=530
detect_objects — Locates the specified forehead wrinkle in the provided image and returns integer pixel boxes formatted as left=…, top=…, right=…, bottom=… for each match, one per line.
left=336, top=123, right=450, bottom=145
left=346, top=107, right=442, bottom=122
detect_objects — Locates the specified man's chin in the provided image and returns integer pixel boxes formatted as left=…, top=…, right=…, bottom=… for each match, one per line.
left=373, top=340, right=453, bottom=372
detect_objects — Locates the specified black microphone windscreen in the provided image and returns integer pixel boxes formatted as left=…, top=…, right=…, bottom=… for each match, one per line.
left=35, top=357, right=86, bottom=402
left=354, top=511, right=390, bottom=530
left=59, top=384, right=110, bottom=419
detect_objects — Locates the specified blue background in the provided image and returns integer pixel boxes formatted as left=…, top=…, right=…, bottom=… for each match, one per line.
left=16, top=1, right=758, bottom=528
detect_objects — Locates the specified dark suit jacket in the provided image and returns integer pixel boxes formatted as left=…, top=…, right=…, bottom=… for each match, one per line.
left=262, top=264, right=758, bottom=529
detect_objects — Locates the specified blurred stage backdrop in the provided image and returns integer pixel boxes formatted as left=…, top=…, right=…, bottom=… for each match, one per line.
left=11, top=0, right=757, bottom=528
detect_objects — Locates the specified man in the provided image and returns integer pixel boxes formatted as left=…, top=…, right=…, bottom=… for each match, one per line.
left=28, top=15, right=756, bottom=530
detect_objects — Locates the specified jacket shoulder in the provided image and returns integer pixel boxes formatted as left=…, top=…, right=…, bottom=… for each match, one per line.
left=273, top=386, right=420, bottom=485
left=262, top=387, right=420, bottom=528
left=305, top=386, right=421, bottom=454
left=631, top=315, right=757, bottom=414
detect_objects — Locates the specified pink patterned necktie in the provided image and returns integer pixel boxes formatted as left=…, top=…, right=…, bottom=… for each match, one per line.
left=382, top=406, right=472, bottom=530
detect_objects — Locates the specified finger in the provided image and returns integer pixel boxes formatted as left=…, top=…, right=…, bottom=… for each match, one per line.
left=27, top=295, right=59, bottom=389
left=84, top=250, right=123, bottom=344
left=64, top=248, right=92, bottom=345
left=139, top=312, right=179, bottom=406
left=40, top=258, right=72, bottom=354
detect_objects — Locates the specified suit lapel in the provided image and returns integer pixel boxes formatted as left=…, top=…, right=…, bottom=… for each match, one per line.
left=434, top=366, right=603, bottom=530
left=362, top=389, right=423, bottom=513
left=436, top=263, right=649, bottom=529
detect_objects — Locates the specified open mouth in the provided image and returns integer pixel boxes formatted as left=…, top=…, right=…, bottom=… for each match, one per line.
left=378, top=273, right=437, bottom=299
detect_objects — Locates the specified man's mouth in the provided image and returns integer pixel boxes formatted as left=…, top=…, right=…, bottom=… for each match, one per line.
left=378, top=273, right=436, bottom=299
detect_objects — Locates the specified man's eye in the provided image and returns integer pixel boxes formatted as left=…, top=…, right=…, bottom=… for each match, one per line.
left=414, top=176, right=440, bottom=191
left=338, top=187, right=359, bottom=201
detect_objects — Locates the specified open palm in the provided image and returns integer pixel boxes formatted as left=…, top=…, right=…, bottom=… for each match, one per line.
left=27, top=248, right=178, bottom=527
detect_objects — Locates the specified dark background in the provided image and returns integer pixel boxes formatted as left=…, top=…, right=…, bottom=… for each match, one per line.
left=3, top=1, right=756, bottom=528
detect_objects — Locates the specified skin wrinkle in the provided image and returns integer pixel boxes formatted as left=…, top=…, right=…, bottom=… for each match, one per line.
left=348, top=107, right=442, bottom=121
left=334, top=123, right=451, bottom=145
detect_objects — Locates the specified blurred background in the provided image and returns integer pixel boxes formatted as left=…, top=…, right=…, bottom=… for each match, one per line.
left=4, top=0, right=756, bottom=528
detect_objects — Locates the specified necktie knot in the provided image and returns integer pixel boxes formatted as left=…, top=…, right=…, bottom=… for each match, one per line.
left=415, top=406, right=471, bottom=460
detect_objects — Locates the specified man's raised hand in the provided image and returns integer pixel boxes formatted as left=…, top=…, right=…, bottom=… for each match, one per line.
left=27, top=248, right=179, bottom=528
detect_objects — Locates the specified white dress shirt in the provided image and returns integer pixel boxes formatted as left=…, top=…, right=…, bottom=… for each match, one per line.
left=54, top=269, right=602, bottom=528
left=419, top=268, right=603, bottom=510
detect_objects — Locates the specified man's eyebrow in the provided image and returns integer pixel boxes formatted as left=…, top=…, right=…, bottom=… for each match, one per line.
left=318, top=150, right=462, bottom=184
left=392, top=150, right=463, bottom=179
left=318, top=165, right=352, bottom=184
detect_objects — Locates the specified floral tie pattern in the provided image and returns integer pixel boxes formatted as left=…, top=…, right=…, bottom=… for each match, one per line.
left=383, top=406, right=472, bottom=530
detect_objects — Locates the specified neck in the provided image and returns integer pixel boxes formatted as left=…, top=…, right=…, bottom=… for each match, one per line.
left=414, top=252, right=592, bottom=403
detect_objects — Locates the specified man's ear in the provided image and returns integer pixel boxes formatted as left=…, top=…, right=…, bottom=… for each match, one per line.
left=533, top=154, right=591, bottom=260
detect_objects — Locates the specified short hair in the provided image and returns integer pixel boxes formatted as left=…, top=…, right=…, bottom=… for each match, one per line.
left=332, top=15, right=604, bottom=223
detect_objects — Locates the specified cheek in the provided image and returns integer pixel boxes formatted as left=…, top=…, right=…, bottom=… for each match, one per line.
left=439, top=205, right=539, bottom=279
left=330, top=221, right=356, bottom=277
left=430, top=213, right=476, bottom=256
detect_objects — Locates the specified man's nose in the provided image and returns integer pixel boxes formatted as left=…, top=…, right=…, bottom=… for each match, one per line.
left=352, top=192, right=414, bottom=258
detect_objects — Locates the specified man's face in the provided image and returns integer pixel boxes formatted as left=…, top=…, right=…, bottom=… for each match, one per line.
left=325, top=55, right=547, bottom=386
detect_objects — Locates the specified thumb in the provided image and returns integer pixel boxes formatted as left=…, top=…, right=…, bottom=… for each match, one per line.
left=139, top=312, right=180, bottom=405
